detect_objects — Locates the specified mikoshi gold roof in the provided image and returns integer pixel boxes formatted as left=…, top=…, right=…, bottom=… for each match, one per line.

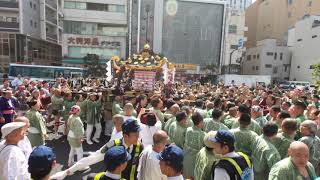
left=111, top=44, right=175, bottom=71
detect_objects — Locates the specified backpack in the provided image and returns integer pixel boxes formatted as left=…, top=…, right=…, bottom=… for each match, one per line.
left=221, top=152, right=253, bottom=180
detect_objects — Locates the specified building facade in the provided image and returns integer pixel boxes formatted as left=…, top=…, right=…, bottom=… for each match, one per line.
left=243, top=39, right=290, bottom=81
left=288, top=16, right=320, bottom=82
left=220, top=0, right=252, bottom=11
left=0, top=0, right=62, bottom=72
left=245, top=0, right=288, bottom=48
left=61, top=0, right=127, bottom=66
left=288, top=0, right=320, bottom=28
left=222, top=8, right=247, bottom=74
left=130, top=0, right=225, bottom=68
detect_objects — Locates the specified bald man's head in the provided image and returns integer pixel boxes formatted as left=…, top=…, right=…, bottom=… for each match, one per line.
left=14, top=116, right=30, bottom=128
left=288, top=141, right=309, bottom=168
left=170, top=104, right=180, bottom=115
left=153, top=130, right=169, bottom=146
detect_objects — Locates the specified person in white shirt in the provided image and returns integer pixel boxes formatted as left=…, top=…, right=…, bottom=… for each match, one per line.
left=11, top=75, right=23, bottom=89
left=121, top=103, right=137, bottom=122
left=139, top=113, right=162, bottom=148
left=15, top=116, right=33, bottom=160
left=158, top=144, right=184, bottom=180
left=109, top=114, right=124, bottom=142
left=138, top=130, right=168, bottom=180
left=0, top=122, right=30, bottom=180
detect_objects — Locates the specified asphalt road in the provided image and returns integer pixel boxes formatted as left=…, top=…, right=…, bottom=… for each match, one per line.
left=46, top=124, right=110, bottom=180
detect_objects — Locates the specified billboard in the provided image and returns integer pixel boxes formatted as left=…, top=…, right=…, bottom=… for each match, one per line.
left=162, top=0, right=225, bottom=66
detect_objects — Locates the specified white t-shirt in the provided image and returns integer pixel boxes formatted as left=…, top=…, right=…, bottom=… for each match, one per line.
left=0, top=144, right=30, bottom=180
left=139, top=121, right=162, bottom=148
left=0, top=136, right=33, bottom=160
left=137, top=146, right=167, bottom=180
left=109, top=129, right=123, bottom=142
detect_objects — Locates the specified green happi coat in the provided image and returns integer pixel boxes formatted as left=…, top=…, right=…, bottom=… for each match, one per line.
left=164, top=112, right=174, bottom=123
left=230, top=127, right=258, bottom=156
left=299, top=135, right=320, bottom=170
left=153, top=108, right=165, bottom=124
left=25, top=109, right=47, bottom=147
left=51, top=95, right=64, bottom=112
left=63, top=99, right=75, bottom=121
left=67, top=115, right=84, bottom=147
left=194, top=108, right=208, bottom=119
left=232, top=119, right=262, bottom=135
left=79, top=101, right=87, bottom=123
left=203, top=118, right=229, bottom=133
left=272, top=132, right=294, bottom=159
left=183, top=126, right=206, bottom=178
left=255, top=116, right=268, bottom=128
left=268, top=157, right=317, bottom=180
left=251, top=135, right=281, bottom=180
left=167, top=121, right=187, bottom=149
left=222, top=115, right=237, bottom=129
left=194, top=147, right=219, bottom=180
left=296, top=114, right=306, bottom=126
left=112, top=101, right=122, bottom=116
left=164, top=116, right=176, bottom=132
left=82, top=98, right=102, bottom=125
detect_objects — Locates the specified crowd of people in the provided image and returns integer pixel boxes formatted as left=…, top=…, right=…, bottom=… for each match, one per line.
left=0, top=75, right=320, bottom=180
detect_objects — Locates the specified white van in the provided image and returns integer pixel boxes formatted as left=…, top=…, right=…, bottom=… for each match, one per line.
left=287, top=81, right=311, bottom=89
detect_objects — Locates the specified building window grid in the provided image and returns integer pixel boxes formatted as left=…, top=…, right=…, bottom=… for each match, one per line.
left=228, top=25, right=237, bottom=34
left=280, top=53, right=283, bottom=60
left=274, top=52, right=277, bottom=60
left=64, top=1, right=125, bottom=13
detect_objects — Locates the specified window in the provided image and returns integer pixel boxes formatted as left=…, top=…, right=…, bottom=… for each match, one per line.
left=312, top=35, right=317, bottom=38
left=229, top=25, right=237, bottom=34
left=288, top=0, right=293, bottom=5
left=288, top=12, right=292, bottom=18
left=257, top=54, right=260, bottom=59
left=30, top=20, right=33, bottom=27
left=297, top=65, right=300, bottom=69
left=11, top=17, right=17, bottom=23
left=87, top=3, right=108, bottom=11
left=30, top=1, right=32, bottom=8
left=274, top=52, right=277, bottom=60
left=309, top=1, right=312, bottom=7
left=64, top=1, right=76, bottom=9
left=280, top=53, right=283, bottom=60
left=266, top=52, right=273, bottom=56
left=253, top=55, right=256, bottom=59
left=256, top=66, right=259, bottom=70
left=34, top=4, right=36, bottom=10
left=6, top=17, right=12, bottom=22
left=64, top=21, right=127, bottom=36
left=247, top=55, right=251, bottom=61
left=297, top=39, right=302, bottom=42
left=34, top=22, right=37, bottom=28
left=285, top=65, right=288, bottom=72
left=265, top=64, right=272, bottom=68
left=252, top=66, right=255, bottom=70
left=273, top=67, right=278, bottom=74
left=230, top=45, right=238, bottom=49
left=75, top=2, right=86, bottom=9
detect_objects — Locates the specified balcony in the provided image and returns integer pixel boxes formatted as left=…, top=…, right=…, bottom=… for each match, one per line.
left=0, top=22, right=19, bottom=32
left=47, top=34, right=58, bottom=43
left=0, top=1, right=19, bottom=11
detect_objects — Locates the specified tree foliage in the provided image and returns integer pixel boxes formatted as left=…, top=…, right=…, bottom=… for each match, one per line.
left=83, top=54, right=105, bottom=77
left=312, top=63, right=320, bottom=90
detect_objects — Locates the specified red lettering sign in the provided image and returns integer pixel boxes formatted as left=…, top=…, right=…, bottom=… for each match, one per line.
left=91, top=38, right=99, bottom=45
left=67, top=37, right=75, bottom=44
left=76, top=37, right=83, bottom=45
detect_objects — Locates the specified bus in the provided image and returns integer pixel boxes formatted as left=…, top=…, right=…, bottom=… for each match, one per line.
left=8, top=64, right=88, bottom=81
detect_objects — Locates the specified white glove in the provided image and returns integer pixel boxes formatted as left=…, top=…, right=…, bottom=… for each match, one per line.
left=50, top=170, right=68, bottom=180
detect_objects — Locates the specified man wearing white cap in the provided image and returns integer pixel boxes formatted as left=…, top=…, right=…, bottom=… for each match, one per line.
left=0, top=121, right=30, bottom=180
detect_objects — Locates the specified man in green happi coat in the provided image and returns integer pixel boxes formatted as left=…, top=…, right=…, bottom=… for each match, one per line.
left=251, top=122, right=281, bottom=180
left=194, top=131, right=219, bottom=180
left=83, top=93, right=102, bottom=145
left=194, top=99, right=208, bottom=119
left=288, top=100, right=306, bottom=140
left=272, top=118, right=297, bottom=159
left=25, top=99, right=47, bottom=147
left=204, top=109, right=229, bottom=133
left=112, top=95, right=123, bottom=116
left=230, top=113, right=258, bottom=156
left=299, top=120, right=320, bottom=175
left=183, top=112, right=206, bottom=179
left=269, top=141, right=317, bottom=180
left=167, top=111, right=188, bottom=149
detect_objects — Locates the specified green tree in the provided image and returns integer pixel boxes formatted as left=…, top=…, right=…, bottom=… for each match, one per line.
left=83, top=54, right=105, bottom=77
left=312, top=63, right=320, bottom=90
